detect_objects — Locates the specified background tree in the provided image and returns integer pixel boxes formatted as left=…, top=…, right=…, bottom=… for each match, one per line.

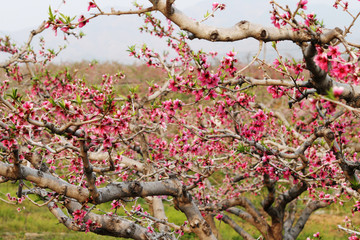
left=1, top=0, right=360, bottom=239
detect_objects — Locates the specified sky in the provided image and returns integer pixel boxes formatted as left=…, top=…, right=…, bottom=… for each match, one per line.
left=1, top=0, right=360, bottom=64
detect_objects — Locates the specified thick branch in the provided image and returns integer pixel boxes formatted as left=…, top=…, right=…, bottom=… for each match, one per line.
left=152, top=0, right=339, bottom=43
left=303, top=43, right=360, bottom=107
left=173, top=185, right=217, bottom=240
left=276, top=182, right=308, bottom=209
left=284, top=201, right=328, bottom=240
left=49, top=200, right=165, bottom=240
left=79, top=140, right=100, bottom=203
left=0, top=162, right=182, bottom=203
left=207, top=197, right=269, bottom=237
left=316, top=128, right=360, bottom=191
left=222, top=215, right=255, bottom=240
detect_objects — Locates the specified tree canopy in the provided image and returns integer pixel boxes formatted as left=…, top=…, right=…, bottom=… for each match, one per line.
left=1, top=1, right=360, bottom=239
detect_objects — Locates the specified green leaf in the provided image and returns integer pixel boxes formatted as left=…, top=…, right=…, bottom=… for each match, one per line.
left=60, top=13, right=68, bottom=23
left=127, top=45, right=136, bottom=53
left=76, top=94, right=82, bottom=105
left=326, top=88, right=335, bottom=100
left=48, top=98, right=56, bottom=107
left=271, top=41, right=277, bottom=49
left=204, top=10, right=210, bottom=18
left=58, top=17, right=66, bottom=24
left=47, top=49, right=55, bottom=55
left=58, top=99, right=66, bottom=109
left=48, top=6, right=55, bottom=21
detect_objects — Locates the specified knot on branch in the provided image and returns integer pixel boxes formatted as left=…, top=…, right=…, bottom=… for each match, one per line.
left=129, top=181, right=143, bottom=195
left=190, top=218, right=201, bottom=228
left=168, top=173, right=177, bottom=179
left=325, top=130, right=335, bottom=141
left=37, top=169, right=44, bottom=177
left=314, top=127, right=325, bottom=138
left=202, top=220, right=212, bottom=236
left=165, top=0, right=175, bottom=16
left=181, top=186, right=192, bottom=203
left=125, top=223, right=136, bottom=236
left=173, top=186, right=192, bottom=210
left=260, top=29, right=268, bottom=40
left=236, top=20, right=249, bottom=27
left=76, top=129, right=86, bottom=138
left=187, top=32, right=195, bottom=40
left=210, top=30, right=219, bottom=42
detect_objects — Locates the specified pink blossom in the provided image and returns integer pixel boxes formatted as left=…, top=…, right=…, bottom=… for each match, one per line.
left=327, top=45, right=341, bottom=58
left=73, top=209, right=86, bottom=224
left=212, top=2, right=225, bottom=11
left=85, top=219, right=93, bottom=233
left=215, top=214, right=223, bottom=220
left=61, top=26, right=69, bottom=33
left=305, top=13, right=315, bottom=27
left=88, top=2, right=97, bottom=11
left=273, top=58, right=281, bottom=68
left=270, top=13, right=280, bottom=28
left=297, top=0, right=308, bottom=10
left=204, top=89, right=218, bottom=100
left=333, top=86, right=344, bottom=97
left=209, top=51, right=218, bottom=58
left=313, top=232, right=320, bottom=238
left=314, top=53, right=328, bottom=70
left=252, top=109, right=268, bottom=121
left=331, top=62, right=349, bottom=79
left=267, top=86, right=285, bottom=99
left=111, top=200, right=122, bottom=209
left=226, top=51, right=236, bottom=57
left=22, top=101, right=34, bottom=111
left=78, top=15, right=89, bottom=28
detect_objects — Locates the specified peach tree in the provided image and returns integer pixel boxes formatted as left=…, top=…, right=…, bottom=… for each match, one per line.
left=1, top=1, right=360, bottom=239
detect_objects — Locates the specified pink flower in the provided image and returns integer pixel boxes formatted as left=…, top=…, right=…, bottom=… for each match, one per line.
left=226, top=51, right=236, bottom=57
left=78, top=15, right=89, bottom=28
left=111, top=200, right=122, bottom=209
left=271, top=13, right=280, bottom=28
left=314, top=53, right=328, bottom=70
left=331, top=62, right=349, bottom=79
left=209, top=51, right=218, bottom=58
left=61, top=26, right=69, bottom=33
left=212, top=2, right=225, bottom=11
left=305, top=13, right=314, bottom=27
left=103, top=136, right=114, bottom=149
left=204, top=89, right=218, bottom=100
left=73, top=209, right=86, bottom=224
left=212, top=2, right=219, bottom=10
left=297, top=0, right=308, bottom=10
left=215, top=214, right=223, bottom=220
left=192, top=89, right=203, bottom=102
left=22, top=101, right=34, bottom=111
left=267, top=86, right=285, bottom=98
left=327, top=45, right=341, bottom=58
left=85, top=219, right=93, bottom=233
left=333, top=86, right=344, bottom=97
left=251, top=109, right=268, bottom=121
left=88, top=2, right=97, bottom=11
